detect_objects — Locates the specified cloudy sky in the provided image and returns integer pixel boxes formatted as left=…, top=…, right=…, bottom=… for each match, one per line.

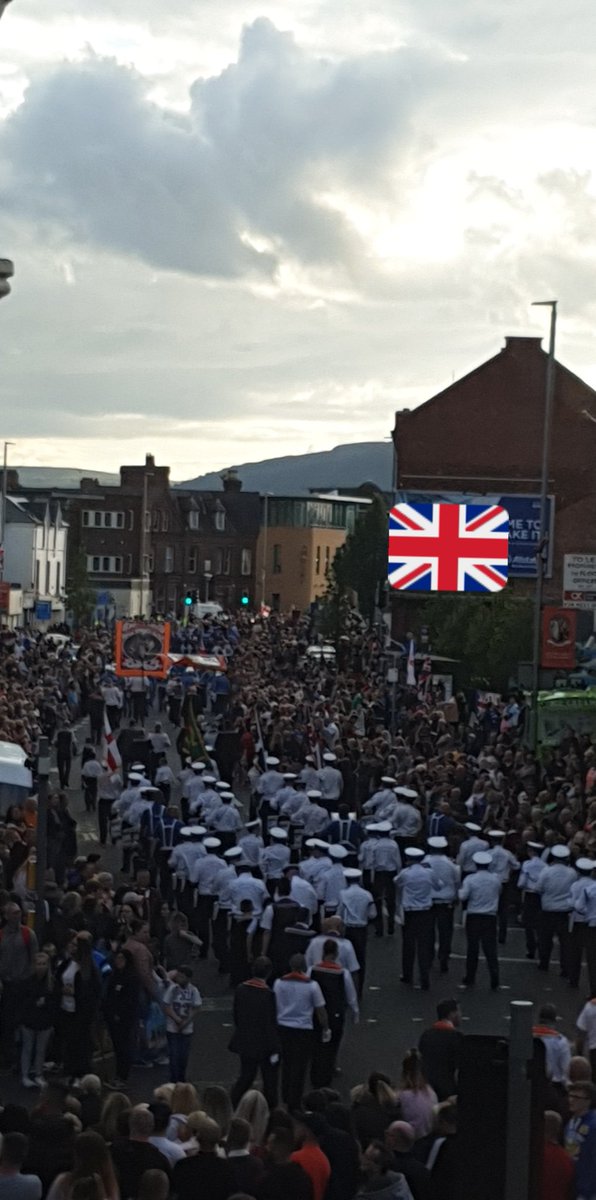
left=1, top=1, right=595, bottom=480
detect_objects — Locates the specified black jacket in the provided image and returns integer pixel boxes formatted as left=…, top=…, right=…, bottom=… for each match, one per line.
left=229, top=979, right=280, bottom=1058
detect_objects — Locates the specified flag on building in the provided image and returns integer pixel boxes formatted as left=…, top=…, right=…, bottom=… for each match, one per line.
left=102, top=710, right=122, bottom=773
left=388, top=502, right=509, bottom=593
left=407, top=639, right=417, bottom=687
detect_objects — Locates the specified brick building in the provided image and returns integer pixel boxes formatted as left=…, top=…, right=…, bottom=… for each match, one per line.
left=392, top=334, right=596, bottom=630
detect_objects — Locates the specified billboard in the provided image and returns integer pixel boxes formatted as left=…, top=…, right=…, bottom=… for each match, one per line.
left=563, top=554, right=596, bottom=609
left=114, top=620, right=171, bottom=678
left=395, top=491, right=554, bottom=578
left=541, top=606, right=577, bottom=669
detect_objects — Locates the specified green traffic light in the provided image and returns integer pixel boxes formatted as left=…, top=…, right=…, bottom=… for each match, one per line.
left=184, top=595, right=192, bottom=606
left=241, top=595, right=249, bottom=606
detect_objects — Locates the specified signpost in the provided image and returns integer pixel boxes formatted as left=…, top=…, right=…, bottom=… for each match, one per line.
left=563, top=554, right=596, bottom=609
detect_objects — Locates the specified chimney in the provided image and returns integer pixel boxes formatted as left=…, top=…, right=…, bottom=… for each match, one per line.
left=504, top=337, right=543, bottom=351
left=0, top=469, right=19, bottom=491
left=145, top=454, right=155, bottom=469
left=221, top=468, right=242, bottom=492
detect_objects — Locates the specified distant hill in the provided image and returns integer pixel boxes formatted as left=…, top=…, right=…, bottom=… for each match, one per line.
left=179, top=441, right=393, bottom=493
left=13, top=467, right=119, bottom=488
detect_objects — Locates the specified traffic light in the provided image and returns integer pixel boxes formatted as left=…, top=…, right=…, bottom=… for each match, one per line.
left=184, top=591, right=193, bottom=607
left=191, top=589, right=198, bottom=603
left=240, top=591, right=250, bottom=607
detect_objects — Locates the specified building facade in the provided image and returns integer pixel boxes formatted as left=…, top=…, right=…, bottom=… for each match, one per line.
left=2, top=496, right=67, bottom=625
left=257, top=493, right=369, bottom=612
left=391, top=334, right=596, bottom=633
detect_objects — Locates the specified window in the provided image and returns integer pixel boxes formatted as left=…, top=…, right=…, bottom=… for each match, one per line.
left=56, top=562, right=61, bottom=595
left=215, top=509, right=226, bottom=532
left=164, top=546, right=174, bottom=574
left=161, top=512, right=169, bottom=532
left=152, top=510, right=160, bottom=532
left=189, top=510, right=199, bottom=531
left=215, top=549, right=224, bottom=575
left=45, top=562, right=51, bottom=594
left=144, top=510, right=151, bottom=533
left=188, top=550, right=197, bottom=573
left=325, top=545, right=330, bottom=573
left=128, top=510, right=134, bottom=531
left=126, top=554, right=132, bottom=574
left=272, top=544, right=282, bottom=574
left=83, top=510, right=126, bottom=529
left=315, top=545, right=321, bottom=575
left=87, top=555, right=122, bottom=574
left=223, top=548, right=231, bottom=576
left=241, top=548, right=252, bottom=576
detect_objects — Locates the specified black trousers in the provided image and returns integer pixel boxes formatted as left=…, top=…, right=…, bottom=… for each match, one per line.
left=568, top=923, right=587, bottom=987
left=195, top=895, right=215, bottom=957
left=522, top=892, right=541, bottom=957
left=464, top=914, right=499, bottom=987
left=498, top=886, right=509, bottom=944
left=279, top=1026, right=313, bottom=1110
left=311, top=1014, right=345, bottom=1088
left=106, top=1016, right=135, bottom=1081
left=211, top=909, right=230, bottom=972
left=231, top=1054, right=279, bottom=1109
left=57, top=753, right=71, bottom=788
left=402, top=909, right=433, bottom=988
left=98, top=798, right=113, bottom=846
left=538, top=910, right=570, bottom=973
left=432, top=903, right=455, bottom=969
left=373, top=872, right=396, bottom=936
left=345, top=926, right=368, bottom=997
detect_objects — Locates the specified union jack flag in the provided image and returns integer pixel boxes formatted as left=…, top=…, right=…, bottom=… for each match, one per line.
left=388, top=502, right=509, bottom=593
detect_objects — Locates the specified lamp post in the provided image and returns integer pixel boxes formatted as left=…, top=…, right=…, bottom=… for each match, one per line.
left=260, top=493, right=272, bottom=608
left=139, top=468, right=153, bottom=618
left=530, top=300, right=557, bottom=750
left=34, top=736, right=50, bottom=935
left=0, top=440, right=14, bottom=582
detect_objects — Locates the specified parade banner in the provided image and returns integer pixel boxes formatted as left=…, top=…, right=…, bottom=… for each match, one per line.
left=114, top=620, right=171, bottom=678
left=541, top=606, right=577, bottom=669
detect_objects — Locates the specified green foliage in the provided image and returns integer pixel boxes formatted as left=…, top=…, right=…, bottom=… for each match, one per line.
left=341, top=492, right=388, bottom=624
left=66, top=545, right=95, bottom=626
left=420, top=592, right=533, bottom=691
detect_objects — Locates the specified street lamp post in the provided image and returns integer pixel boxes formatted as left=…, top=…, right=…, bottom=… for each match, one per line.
left=260, top=493, right=271, bottom=609
left=530, top=300, right=557, bottom=750
left=0, top=440, right=15, bottom=582
left=139, top=468, right=153, bottom=618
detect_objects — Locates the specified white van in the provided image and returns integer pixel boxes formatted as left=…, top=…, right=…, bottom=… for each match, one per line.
left=193, top=602, right=224, bottom=620
left=0, top=740, right=33, bottom=814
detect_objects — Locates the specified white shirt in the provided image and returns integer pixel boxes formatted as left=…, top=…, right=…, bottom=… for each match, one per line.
left=373, top=838, right=402, bottom=874
left=577, top=999, right=596, bottom=1050
left=459, top=870, right=501, bottom=915
left=229, top=873, right=268, bottom=916
left=169, top=842, right=206, bottom=879
left=517, top=857, right=546, bottom=893
left=396, top=864, right=433, bottom=911
left=238, top=833, right=264, bottom=867
left=273, top=974, right=325, bottom=1029
left=424, top=855, right=460, bottom=903
left=536, top=865, right=577, bottom=912
left=488, top=846, right=519, bottom=885
left=260, top=844, right=291, bottom=879
left=303, top=805, right=331, bottom=837
left=321, top=865, right=347, bottom=910
left=148, top=1136, right=186, bottom=1166
left=191, top=854, right=225, bottom=892
left=533, top=1027, right=570, bottom=1083
left=305, top=934, right=360, bottom=973
left=290, top=875, right=318, bottom=920
left=210, top=805, right=242, bottom=833
left=318, top=766, right=343, bottom=800
left=457, top=836, right=489, bottom=873
left=162, top=981, right=202, bottom=1034
left=257, top=770, right=285, bottom=799
left=338, top=883, right=376, bottom=927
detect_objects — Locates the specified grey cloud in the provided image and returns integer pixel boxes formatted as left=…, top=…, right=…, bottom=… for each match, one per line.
left=0, top=21, right=448, bottom=278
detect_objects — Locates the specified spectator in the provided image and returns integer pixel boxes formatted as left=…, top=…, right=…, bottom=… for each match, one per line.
left=172, top=1116, right=236, bottom=1200
left=19, top=950, right=55, bottom=1090
left=290, top=1113, right=331, bottom=1200
left=417, top=1000, right=462, bottom=1101
left=111, top=1107, right=170, bottom=1200
left=225, top=1118, right=265, bottom=1194
left=542, top=1110, right=574, bottom=1200
left=356, top=1142, right=414, bottom=1200
left=395, top=1052, right=438, bottom=1139
left=146, top=1104, right=185, bottom=1168
left=256, top=1128, right=313, bottom=1200
left=0, top=1132, right=42, bottom=1200
left=233, top=1090, right=269, bottom=1150
left=384, top=1123, right=432, bottom=1200
left=45, top=1131, right=119, bottom=1200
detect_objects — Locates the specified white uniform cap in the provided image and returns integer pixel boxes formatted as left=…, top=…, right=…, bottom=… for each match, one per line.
left=307, top=790, right=323, bottom=800
left=305, top=755, right=315, bottom=763
left=269, top=827, right=288, bottom=840
left=395, top=787, right=418, bottom=799
left=266, top=756, right=280, bottom=766
left=576, top=858, right=596, bottom=872
left=550, top=845, right=570, bottom=860
left=191, top=762, right=206, bottom=772
left=465, top=822, right=482, bottom=833
left=473, top=851, right=492, bottom=866
left=366, top=823, right=382, bottom=834
left=305, top=838, right=319, bottom=848
left=323, top=752, right=337, bottom=762
left=245, top=820, right=260, bottom=830
left=344, top=867, right=362, bottom=879
left=328, top=844, right=349, bottom=860
left=220, top=792, right=235, bottom=801
left=127, top=772, right=143, bottom=782
left=131, top=763, right=147, bottom=773
left=376, top=821, right=393, bottom=834
left=216, top=781, right=229, bottom=791
left=312, top=839, right=330, bottom=850
left=381, top=776, right=397, bottom=785
left=204, top=837, right=222, bottom=849
left=224, top=846, right=244, bottom=859
left=283, top=773, right=297, bottom=781
left=180, top=827, right=194, bottom=838
left=428, top=836, right=448, bottom=850
left=405, top=847, right=425, bottom=860
left=180, top=825, right=206, bottom=838
left=488, top=830, right=506, bottom=839
left=527, top=841, right=544, bottom=851
left=203, top=775, right=217, bottom=785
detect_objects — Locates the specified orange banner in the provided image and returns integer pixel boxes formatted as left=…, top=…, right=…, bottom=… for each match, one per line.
left=541, top=607, right=576, bottom=670
left=114, top=620, right=171, bottom=678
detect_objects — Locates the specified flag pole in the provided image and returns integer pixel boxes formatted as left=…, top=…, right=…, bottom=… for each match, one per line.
left=529, top=301, right=557, bottom=751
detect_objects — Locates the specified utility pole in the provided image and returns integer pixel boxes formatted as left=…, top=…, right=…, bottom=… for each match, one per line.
left=0, top=440, right=14, bottom=581
left=34, top=736, right=50, bottom=935
left=260, top=493, right=270, bottom=608
left=504, top=1000, right=534, bottom=1200
left=139, top=467, right=153, bottom=618
left=530, top=301, right=557, bottom=749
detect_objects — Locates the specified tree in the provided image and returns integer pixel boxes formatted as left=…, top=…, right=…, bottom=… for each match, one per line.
left=66, top=545, right=95, bottom=627
left=420, top=592, right=533, bottom=692
left=319, top=544, right=352, bottom=644
left=341, top=491, right=388, bottom=624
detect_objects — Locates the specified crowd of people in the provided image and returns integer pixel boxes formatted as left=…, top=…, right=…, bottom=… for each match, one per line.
left=0, top=611, right=594, bottom=1197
